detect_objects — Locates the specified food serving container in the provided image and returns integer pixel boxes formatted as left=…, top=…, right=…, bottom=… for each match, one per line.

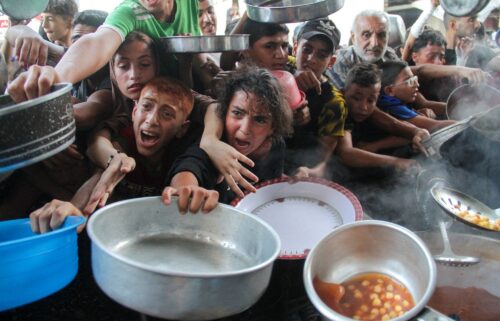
left=86, top=197, right=281, bottom=320
left=303, top=220, right=454, bottom=321
left=445, top=84, right=500, bottom=121
left=0, top=216, right=85, bottom=311
left=160, top=35, right=249, bottom=53
left=0, top=83, right=75, bottom=173
left=440, top=0, right=489, bottom=17
left=245, top=0, right=345, bottom=24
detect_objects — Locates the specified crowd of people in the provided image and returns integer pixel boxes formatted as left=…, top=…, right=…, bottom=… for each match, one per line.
left=0, top=0, right=498, bottom=233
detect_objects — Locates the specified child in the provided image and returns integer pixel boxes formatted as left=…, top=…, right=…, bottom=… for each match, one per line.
left=30, top=76, right=197, bottom=233
left=287, top=18, right=347, bottom=178
left=163, top=67, right=293, bottom=206
left=337, top=63, right=429, bottom=172
left=378, top=60, right=455, bottom=132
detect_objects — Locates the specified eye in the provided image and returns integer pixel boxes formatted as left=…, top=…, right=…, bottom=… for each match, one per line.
left=253, top=115, right=269, bottom=124
left=141, top=101, right=152, bottom=110
left=231, top=109, right=244, bottom=117
left=362, top=32, right=371, bottom=39
left=378, top=32, right=387, bottom=39
left=161, top=110, right=174, bottom=119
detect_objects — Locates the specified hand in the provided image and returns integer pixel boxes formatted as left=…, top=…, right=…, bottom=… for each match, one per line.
left=412, top=129, right=430, bottom=156
left=294, top=70, right=321, bottom=94
left=200, top=137, right=258, bottom=197
left=30, top=199, right=85, bottom=234
left=457, top=67, right=491, bottom=84
left=42, top=144, right=84, bottom=170
left=210, top=70, right=233, bottom=95
left=7, top=65, right=61, bottom=102
left=294, top=162, right=327, bottom=178
left=431, top=0, right=440, bottom=8
left=293, top=101, right=310, bottom=126
left=14, top=32, right=48, bottom=68
left=417, top=108, right=436, bottom=119
left=83, top=153, right=136, bottom=214
left=162, top=185, right=219, bottom=214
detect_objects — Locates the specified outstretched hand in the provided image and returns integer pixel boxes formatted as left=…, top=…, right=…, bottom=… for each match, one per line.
left=162, top=185, right=219, bottom=214
left=83, top=153, right=136, bottom=214
left=7, top=65, right=61, bottom=102
left=30, top=199, right=85, bottom=234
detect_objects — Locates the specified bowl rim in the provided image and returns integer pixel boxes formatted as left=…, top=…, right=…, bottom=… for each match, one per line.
left=303, top=220, right=437, bottom=321
left=0, top=82, right=73, bottom=117
left=0, top=215, right=85, bottom=248
left=86, top=196, right=282, bottom=278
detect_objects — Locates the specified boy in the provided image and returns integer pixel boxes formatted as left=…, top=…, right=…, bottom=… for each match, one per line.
left=378, top=60, right=455, bottom=132
left=287, top=18, right=347, bottom=178
left=337, top=63, right=429, bottom=172
left=41, top=0, right=78, bottom=47
left=30, top=77, right=214, bottom=233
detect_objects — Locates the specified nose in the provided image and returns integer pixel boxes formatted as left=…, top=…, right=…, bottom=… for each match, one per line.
left=145, top=109, right=159, bottom=125
left=275, top=45, right=287, bottom=59
left=370, top=34, right=379, bottom=47
left=130, top=64, right=142, bottom=80
left=42, top=18, right=49, bottom=28
left=239, top=117, right=251, bottom=135
left=433, top=56, right=444, bottom=65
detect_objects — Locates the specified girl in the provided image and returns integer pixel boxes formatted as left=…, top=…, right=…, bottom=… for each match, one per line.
left=163, top=67, right=293, bottom=207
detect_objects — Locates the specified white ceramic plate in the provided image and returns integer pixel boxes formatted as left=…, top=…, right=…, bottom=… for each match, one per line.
left=231, top=177, right=363, bottom=259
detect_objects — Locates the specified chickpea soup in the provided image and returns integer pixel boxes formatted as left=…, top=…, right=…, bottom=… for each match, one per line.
left=314, top=273, right=415, bottom=321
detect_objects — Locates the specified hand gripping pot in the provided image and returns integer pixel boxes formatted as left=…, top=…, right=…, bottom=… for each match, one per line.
left=0, top=216, right=85, bottom=311
left=87, top=197, right=281, bottom=320
left=271, top=70, right=305, bottom=111
left=304, top=220, right=455, bottom=321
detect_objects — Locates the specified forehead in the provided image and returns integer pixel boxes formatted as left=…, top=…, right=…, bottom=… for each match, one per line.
left=72, top=24, right=97, bottom=34
left=395, top=67, right=413, bottom=80
left=116, top=41, right=152, bottom=58
left=253, top=32, right=289, bottom=45
left=417, top=43, right=445, bottom=53
left=299, top=36, right=331, bottom=51
left=231, top=90, right=268, bottom=112
left=345, top=83, right=380, bottom=96
left=355, top=16, right=387, bottom=33
left=199, top=0, right=214, bottom=8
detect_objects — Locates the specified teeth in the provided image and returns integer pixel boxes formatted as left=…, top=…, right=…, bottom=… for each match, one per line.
left=142, top=130, right=156, bottom=136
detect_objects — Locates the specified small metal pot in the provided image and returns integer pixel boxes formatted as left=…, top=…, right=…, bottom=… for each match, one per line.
left=87, top=197, right=281, bottom=321
left=0, top=83, right=75, bottom=173
left=388, top=14, right=406, bottom=49
left=245, top=0, right=345, bottom=24
left=303, top=220, right=454, bottom=321
left=0, top=0, right=49, bottom=20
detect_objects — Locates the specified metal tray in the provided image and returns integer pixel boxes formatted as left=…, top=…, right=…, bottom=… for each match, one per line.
left=245, top=0, right=345, bottom=24
left=160, top=35, right=249, bottom=53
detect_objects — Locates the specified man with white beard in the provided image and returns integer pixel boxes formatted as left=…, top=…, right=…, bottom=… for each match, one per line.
left=329, top=10, right=398, bottom=89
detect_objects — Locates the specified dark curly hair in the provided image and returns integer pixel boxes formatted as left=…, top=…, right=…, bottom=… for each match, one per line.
left=44, top=0, right=78, bottom=19
left=345, top=63, right=382, bottom=89
left=216, top=66, right=293, bottom=142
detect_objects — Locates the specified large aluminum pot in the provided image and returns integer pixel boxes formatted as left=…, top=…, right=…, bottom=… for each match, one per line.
left=303, top=220, right=454, bottom=321
left=0, top=83, right=75, bottom=173
left=440, top=0, right=489, bottom=18
left=87, top=197, right=281, bottom=320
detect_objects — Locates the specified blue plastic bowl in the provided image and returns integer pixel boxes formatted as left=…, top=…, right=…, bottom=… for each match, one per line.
left=0, top=216, right=85, bottom=311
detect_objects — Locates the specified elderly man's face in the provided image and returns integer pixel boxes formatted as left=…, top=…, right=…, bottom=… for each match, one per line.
left=352, top=15, right=388, bottom=62
left=199, top=0, right=217, bottom=35
left=456, top=16, right=479, bottom=38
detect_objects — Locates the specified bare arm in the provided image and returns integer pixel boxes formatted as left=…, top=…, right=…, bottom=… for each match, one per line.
left=410, top=64, right=489, bottom=84
left=220, top=11, right=248, bottom=71
left=73, top=89, right=113, bottom=131
left=295, top=136, right=338, bottom=178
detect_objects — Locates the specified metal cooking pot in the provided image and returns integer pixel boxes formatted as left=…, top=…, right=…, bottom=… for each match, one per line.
left=303, top=221, right=455, bottom=321
left=245, top=0, right=345, bottom=24
left=0, top=0, right=49, bottom=20
left=388, top=14, right=406, bottom=49
left=0, top=83, right=75, bottom=173
left=87, top=197, right=281, bottom=321
left=160, top=35, right=249, bottom=53
left=445, top=84, right=500, bottom=121
left=440, top=0, right=490, bottom=17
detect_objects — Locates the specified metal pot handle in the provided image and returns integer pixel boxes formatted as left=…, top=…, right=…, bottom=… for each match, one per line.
left=411, top=306, right=455, bottom=321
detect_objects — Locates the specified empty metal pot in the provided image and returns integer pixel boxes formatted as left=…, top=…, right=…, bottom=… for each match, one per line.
left=86, top=197, right=281, bottom=321
left=0, top=83, right=74, bottom=173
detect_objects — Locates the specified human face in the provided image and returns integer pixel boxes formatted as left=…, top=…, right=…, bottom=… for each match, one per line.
left=387, top=67, right=419, bottom=103
left=246, top=33, right=289, bottom=70
left=352, top=16, right=388, bottom=62
left=295, top=37, right=334, bottom=80
left=456, top=16, right=479, bottom=38
left=132, top=86, right=188, bottom=160
left=113, top=40, right=156, bottom=101
left=140, top=0, right=173, bottom=21
left=225, top=90, right=273, bottom=156
left=70, top=24, right=98, bottom=45
left=41, top=13, right=71, bottom=45
left=412, top=43, right=445, bottom=65
left=344, top=83, right=380, bottom=122
left=199, top=0, right=217, bottom=36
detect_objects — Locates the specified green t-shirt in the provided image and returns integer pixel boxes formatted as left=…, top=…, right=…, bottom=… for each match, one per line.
left=103, top=0, right=201, bottom=41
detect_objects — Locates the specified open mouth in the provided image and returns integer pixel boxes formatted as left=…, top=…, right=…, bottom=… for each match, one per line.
left=234, top=138, right=251, bottom=151
left=140, top=130, right=160, bottom=147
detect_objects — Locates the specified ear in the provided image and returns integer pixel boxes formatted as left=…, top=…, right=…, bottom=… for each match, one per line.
left=448, top=19, right=457, bottom=31
left=175, top=120, right=190, bottom=138
left=350, top=31, right=355, bottom=44
left=411, top=52, right=418, bottom=63
left=383, top=85, right=394, bottom=96
left=327, top=55, right=336, bottom=68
